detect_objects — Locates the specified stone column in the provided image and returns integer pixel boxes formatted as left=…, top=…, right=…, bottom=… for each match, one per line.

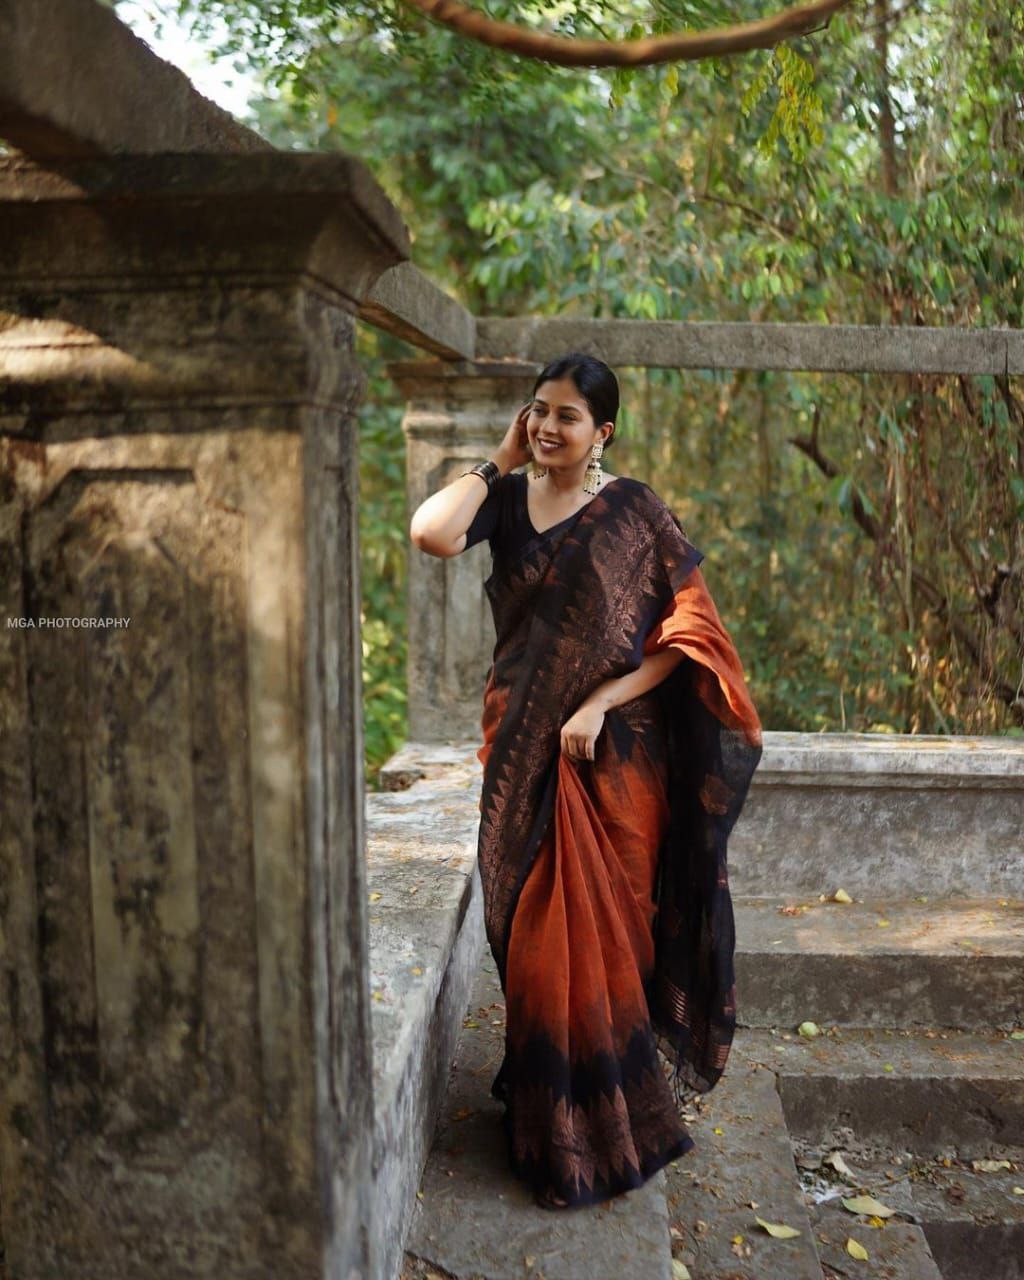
left=388, top=358, right=538, bottom=743
left=0, top=154, right=409, bottom=1280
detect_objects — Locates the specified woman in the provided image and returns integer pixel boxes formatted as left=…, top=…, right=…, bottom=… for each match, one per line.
left=409, top=353, right=763, bottom=1211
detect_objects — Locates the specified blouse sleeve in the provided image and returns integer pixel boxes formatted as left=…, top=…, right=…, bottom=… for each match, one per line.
left=463, top=470, right=514, bottom=550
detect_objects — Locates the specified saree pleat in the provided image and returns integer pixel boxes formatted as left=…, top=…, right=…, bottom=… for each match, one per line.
left=474, top=477, right=762, bottom=1208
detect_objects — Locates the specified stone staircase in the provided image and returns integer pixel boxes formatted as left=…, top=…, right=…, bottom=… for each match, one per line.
left=368, top=735, right=1024, bottom=1280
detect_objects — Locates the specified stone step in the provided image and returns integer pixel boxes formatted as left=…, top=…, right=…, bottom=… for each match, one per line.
left=808, top=1199, right=943, bottom=1280
left=663, top=1049, right=823, bottom=1279
left=795, top=1144, right=944, bottom=1280
left=403, top=944, right=675, bottom=1280
left=736, top=1026, right=1024, bottom=1158
left=902, top=1155, right=1024, bottom=1280
left=793, top=1143, right=1023, bottom=1280
left=734, top=895, right=1024, bottom=1030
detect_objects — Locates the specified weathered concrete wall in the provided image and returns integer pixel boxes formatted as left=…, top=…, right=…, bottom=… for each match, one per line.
left=731, top=731, right=1024, bottom=898
left=0, top=152, right=409, bottom=1279
left=389, top=358, right=538, bottom=744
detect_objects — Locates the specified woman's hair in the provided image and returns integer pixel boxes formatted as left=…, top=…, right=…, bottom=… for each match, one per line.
left=531, top=352, right=619, bottom=449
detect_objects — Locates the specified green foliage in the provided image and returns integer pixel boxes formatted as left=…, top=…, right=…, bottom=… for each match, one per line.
left=354, top=325, right=412, bottom=787
left=741, top=46, right=825, bottom=161
left=118, top=0, right=1024, bottom=764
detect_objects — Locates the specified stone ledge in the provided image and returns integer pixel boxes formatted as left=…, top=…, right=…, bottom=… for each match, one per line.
left=366, top=742, right=485, bottom=1280
left=383, top=734, right=1024, bottom=897
left=735, top=731, right=1024, bottom=899
left=757, top=729, right=1024, bottom=789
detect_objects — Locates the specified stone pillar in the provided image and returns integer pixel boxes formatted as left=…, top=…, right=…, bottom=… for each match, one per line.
left=388, top=358, right=538, bottom=743
left=0, top=154, right=409, bottom=1279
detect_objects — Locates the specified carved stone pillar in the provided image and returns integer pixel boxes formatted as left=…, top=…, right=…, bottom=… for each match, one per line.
left=389, top=358, right=538, bottom=743
left=0, top=154, right=409, bottom=1279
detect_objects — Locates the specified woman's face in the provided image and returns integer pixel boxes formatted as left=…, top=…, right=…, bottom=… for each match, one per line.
left=527, top=377, right=611, bottom=468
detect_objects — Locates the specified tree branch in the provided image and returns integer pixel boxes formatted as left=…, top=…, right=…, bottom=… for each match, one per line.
left=397, top=0, right=858, bottom=68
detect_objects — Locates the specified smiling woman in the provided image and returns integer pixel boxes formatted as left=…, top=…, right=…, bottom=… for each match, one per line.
left=409, top=352, right=763, bottom=1210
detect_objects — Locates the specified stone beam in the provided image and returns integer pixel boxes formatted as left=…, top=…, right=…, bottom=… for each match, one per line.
left=0, top=0, right=270, bottom=157
left=475, top=317, right=1024, bottom=375
left=360, top=262, right=475, bottom=360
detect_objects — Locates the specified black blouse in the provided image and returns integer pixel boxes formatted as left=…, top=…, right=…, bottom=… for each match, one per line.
left=463, top=470, right=585, bottom=556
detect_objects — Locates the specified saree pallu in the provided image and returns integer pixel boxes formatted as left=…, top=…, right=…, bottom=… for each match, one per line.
left=476, top=477, right=763, bottom=1209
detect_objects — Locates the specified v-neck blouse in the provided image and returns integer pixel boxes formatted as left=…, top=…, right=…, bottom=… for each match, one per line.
left=464, top=470, right=597, bottom=556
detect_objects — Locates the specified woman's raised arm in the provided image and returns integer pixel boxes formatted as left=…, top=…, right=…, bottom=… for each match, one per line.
left=408, top=405, right=532, bottom=557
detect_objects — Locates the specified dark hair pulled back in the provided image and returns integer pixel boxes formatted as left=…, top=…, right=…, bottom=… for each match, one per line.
left=531, top=352, right=619, bottom=449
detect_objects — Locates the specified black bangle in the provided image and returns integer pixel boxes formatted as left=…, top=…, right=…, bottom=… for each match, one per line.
left=461, top=460, right=501, bottom=492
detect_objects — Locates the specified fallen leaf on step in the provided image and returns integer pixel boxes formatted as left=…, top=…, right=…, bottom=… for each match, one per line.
left=830, top=888, right=853, bottom=903
left=798, top=1021, right=821, bottom=1038
left=842, top=1194, right=895, bottom=1217
left=754, top=1216, right=802, bottom=1238
left=369, top=892, right=383, bottom=902
left=972, top=1159, right=1011, bottom=1172
left=824, top=1151, right=854, bottom=1177
left=671, top=1261, right=692, bottom=1279
left=1012, top=1186, right=1024, bottom=1195
left=846, top=1237, right=869, bottom=1260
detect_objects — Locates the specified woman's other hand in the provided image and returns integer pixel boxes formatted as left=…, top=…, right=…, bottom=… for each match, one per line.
left=560, top=702, right=606, bottom=761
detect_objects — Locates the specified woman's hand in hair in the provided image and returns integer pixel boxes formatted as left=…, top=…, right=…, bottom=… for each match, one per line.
left=494, top=403, right=534, bottom=473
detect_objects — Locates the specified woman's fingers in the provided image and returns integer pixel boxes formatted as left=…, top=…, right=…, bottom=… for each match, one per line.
left=561, top=735, right=595, bottom=761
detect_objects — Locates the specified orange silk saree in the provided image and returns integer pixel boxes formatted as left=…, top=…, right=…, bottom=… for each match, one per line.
left=475, top=476, right=762, bottom=1209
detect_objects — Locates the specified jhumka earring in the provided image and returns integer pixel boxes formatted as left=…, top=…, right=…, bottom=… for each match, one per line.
left=582, top=437, right=605, bottom=495
left=531, top=450, right=547, bottom=479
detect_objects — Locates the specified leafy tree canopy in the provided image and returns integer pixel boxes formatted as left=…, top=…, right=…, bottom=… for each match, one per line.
left=117, top=1, right=1024, bottom=760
